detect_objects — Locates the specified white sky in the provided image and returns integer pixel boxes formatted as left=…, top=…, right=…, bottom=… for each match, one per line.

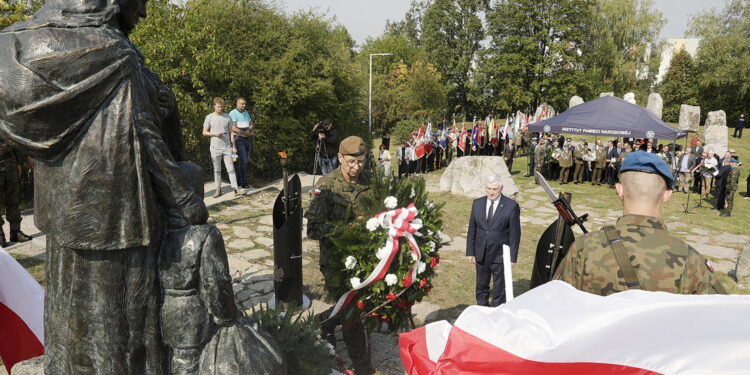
left=277, top=0, right=720, bottom=46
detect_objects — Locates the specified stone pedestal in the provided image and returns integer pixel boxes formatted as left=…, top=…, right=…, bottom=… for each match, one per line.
left=10, top=356, right=44, bottom=375
left=568, top=95, right=584, bottom=109
left=647, top=93, right=663, bottom=119
left=623, top=92, right=636, bottom=104
left=678, top=104, right=700, bottom=132
left=440, top=156, right=518, bottom=198
left=599, top=92, right=614, bottom=97
left=704, top=110, right=728, bottom=156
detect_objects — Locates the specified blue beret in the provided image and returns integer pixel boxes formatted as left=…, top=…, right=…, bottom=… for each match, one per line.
left=620, top=151, right=674, bottom=189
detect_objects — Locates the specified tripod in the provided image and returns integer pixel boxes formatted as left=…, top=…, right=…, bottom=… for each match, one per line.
left=311, top=136, right=326, bottom=190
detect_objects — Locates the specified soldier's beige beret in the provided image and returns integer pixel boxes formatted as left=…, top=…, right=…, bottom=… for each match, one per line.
left=339, top=136, right=367, bottom=156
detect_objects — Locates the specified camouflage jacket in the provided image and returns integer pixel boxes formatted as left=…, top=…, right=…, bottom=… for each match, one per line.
left=726, top=167, right=740, bottom=192
left=534, top=145, right=546, bottom=167
left=553, top=215, right=725, bottom=296
left=305, top=168, right=370, bottom=292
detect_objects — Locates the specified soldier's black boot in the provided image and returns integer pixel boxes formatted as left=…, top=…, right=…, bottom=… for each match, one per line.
left=10, top=229, right=31, bottom=243
left=0, top=228, right=6, bottom=247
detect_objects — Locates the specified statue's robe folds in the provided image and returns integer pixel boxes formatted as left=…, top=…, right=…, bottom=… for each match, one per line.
left=0, top=17, right=196, bottom=375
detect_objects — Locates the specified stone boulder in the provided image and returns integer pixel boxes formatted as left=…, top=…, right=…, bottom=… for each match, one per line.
left=647, top=93, right=663, bottom=119
left=599, top=92, right=614, bottom=97
left=704, top=110, right=728, bottom=156
left=440, top=156, right=518, bottom=199
left=569, top=95, right=584, bottom=108
left=11, top=355, right=44, bottom=374
left=736, top=243, right=750, bottom=288
left=623, top=92, right=636, bottom=104
left=678, top=104, right=700, bottom=132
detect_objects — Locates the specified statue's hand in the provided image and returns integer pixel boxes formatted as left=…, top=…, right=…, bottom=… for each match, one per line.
left=182, top=196, right=209, bottom=225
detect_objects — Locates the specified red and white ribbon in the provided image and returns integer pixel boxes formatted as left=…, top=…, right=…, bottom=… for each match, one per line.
left=328, top=203, right=423, bottom=319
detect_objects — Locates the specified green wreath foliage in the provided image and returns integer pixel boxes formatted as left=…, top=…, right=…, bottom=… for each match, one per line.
left=328, top=169, right=446, bottom=333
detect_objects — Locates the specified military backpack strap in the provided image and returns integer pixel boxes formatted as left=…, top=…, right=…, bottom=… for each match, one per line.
left=602, top=226, right=641, bottom=290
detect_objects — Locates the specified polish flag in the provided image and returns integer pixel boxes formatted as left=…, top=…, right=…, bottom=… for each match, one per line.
left=0, top=248, right=44, bottom=373
left=400, top=281, right=750, bottom=375
left=414, top=124, right=426, bottom=159
left=457, top=125, right=467, bottom=152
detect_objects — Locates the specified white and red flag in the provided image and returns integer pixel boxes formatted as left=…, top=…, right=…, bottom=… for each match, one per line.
left=0, top=248, right=44, bottom=373
left=400, top=280, right=750, bottom=375
left=414, top=124, right=426, bottom=159
left=457, top=124, right=467, bottom=153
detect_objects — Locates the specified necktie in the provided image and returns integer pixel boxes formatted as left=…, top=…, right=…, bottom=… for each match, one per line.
left=487, top=200, right=495, bottom=222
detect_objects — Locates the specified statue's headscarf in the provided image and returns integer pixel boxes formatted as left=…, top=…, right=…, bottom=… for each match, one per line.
left=5, top=0, right=123, bottom=31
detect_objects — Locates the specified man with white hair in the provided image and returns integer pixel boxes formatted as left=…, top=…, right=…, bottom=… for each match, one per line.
left=466, top=175, right=521, bottom=306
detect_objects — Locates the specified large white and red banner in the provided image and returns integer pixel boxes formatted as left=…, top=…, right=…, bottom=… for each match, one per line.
left=0, top=248, right=44, bottom=373
left=400, top=281, right=750, bottom=375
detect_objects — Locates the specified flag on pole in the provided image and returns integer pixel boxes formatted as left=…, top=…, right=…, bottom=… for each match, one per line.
left=424, top=123, right=433, bottom=155
left=1, top=248, right=44, bottom=373
left=414, top=124, right=425, bottom=159
left=457, top=124, right=467, bottom=152
left=400, top=281, right=750, bottom=375
left=470, top=121, right=478, bottom=150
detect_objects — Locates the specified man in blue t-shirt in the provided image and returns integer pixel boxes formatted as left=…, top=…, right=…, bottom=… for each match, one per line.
left=229, top=98, right=254, bottom=188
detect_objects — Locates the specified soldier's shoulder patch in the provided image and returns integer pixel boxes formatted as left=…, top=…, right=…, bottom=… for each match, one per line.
left=313, top=189, right=321, bottom=195
left=705, top=259, right=715, bottom=273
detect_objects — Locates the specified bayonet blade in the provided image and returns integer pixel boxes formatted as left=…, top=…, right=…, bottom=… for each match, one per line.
left=535, top=171, right=559, bottom=202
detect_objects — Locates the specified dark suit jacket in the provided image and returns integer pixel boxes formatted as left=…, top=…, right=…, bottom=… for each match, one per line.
left=466, top=195, right=521, bottom=264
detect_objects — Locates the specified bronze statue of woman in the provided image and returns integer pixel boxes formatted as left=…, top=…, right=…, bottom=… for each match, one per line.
left=0, top=0, right=208, bottom=373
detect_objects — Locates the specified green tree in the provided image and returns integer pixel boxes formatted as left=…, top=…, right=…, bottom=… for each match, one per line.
left=477, top=0, right=594, bottom=114
left=689, top=0, right=750, bottom=118
left=659, top=48, right=699, bottom=123
left=0, top=0, right=40, bottom=29
left=581, top=0, right=665, bottom=101
left=131, top=0, right=364, bottom=179
left=421, top=0, right=487, bottom=115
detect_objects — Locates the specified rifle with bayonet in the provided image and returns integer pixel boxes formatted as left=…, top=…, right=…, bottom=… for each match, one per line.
left=530, top=171, right=589, bottom=288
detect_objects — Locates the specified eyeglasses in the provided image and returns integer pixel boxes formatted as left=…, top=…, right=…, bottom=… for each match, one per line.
left=343, top=158, right=365, bottom=166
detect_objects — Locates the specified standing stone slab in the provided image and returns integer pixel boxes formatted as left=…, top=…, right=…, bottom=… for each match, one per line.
left=623, top=92, right=636, bottom=104
left=439, top=156, right=518, bottom=198
left=569, top=95, right=584, bottom=109
left=736, top=243, right=750, bottom=288
left=678, top=104, right=700, bottom=132
left=704, top=110, right=729, bottom=156
left=647, top=93, right=663, bottom=119
left=599, top=92, right=614, bottom=97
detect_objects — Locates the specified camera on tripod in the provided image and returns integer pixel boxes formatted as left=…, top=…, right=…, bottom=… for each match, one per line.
left=313, top=122, right=326, bottom=134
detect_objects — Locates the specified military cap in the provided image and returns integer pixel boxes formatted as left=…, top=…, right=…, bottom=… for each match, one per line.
left=620, top=151, right=674, bottom=189
left=339, top=136, right=367, bottom=156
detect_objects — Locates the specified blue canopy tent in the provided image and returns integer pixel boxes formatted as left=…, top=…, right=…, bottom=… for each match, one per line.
left=528, top=96, right=688, bottom=141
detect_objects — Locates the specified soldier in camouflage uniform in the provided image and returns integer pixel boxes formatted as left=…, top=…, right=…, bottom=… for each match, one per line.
left=534, top=139, right=546, bottom=184
left=0, top=138, right=32, bottom=246
left=557, top=138, right=573, bottom=184
left=554, top=151, right=725, bottom=295
left=305, top=136, right=375, bottom=375
left=719, top=157, right=740, bottom=217
left=573, top=138, right=587, bottom=183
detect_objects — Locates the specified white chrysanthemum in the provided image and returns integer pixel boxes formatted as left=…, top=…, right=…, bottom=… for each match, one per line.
left=366, top=217, right=379, bottom=232
left=385, top=273, right=398, bottom=286
left=384, top=196, right=398, bottom=209
left=426, top=201, right=434, bottom=209
left=350, top=277, right=362, bottom=288
left=436, top=230, right=443, bottom=240
left=345, top=256, right=357, bottom=270
left=427, top=241, right=436, bottom=251
left=376, top=246, right=391, bottom=260
left=410, top=188, right=416, bottom=198
left=417, top=262, right=427, bottom=274
left=427, top=229, right=434, bottom=236
left=410, top=252, right=419, bottom=262
left=325, top=342, right=336, bottom=356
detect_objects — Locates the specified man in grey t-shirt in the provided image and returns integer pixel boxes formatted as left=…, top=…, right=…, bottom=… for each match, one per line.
left=202, top=97, right=243, bottom=197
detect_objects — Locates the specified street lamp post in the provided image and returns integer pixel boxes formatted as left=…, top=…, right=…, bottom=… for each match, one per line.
left=369, top=53, right=393, bottom=135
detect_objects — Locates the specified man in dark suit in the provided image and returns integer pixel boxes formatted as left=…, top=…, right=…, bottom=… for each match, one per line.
left=466, top=175, right=521, bottom=306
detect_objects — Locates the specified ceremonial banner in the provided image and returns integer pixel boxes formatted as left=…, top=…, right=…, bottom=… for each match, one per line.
left=414, top=124, right=425, bottom=159
left=424, top=123, right=433, bottom=155
left=0, top=248, right=45, bottom=373
left=457, top=125, right=467, bottom=152
left=400, top=281, right=750, bottom=375
left=470, top=122, right=478, bottom=150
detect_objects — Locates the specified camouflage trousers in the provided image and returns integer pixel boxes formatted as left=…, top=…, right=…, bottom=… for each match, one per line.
left=725, top=189, right=737, bottom=211
left=677, top=172, right=692, bottom=193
